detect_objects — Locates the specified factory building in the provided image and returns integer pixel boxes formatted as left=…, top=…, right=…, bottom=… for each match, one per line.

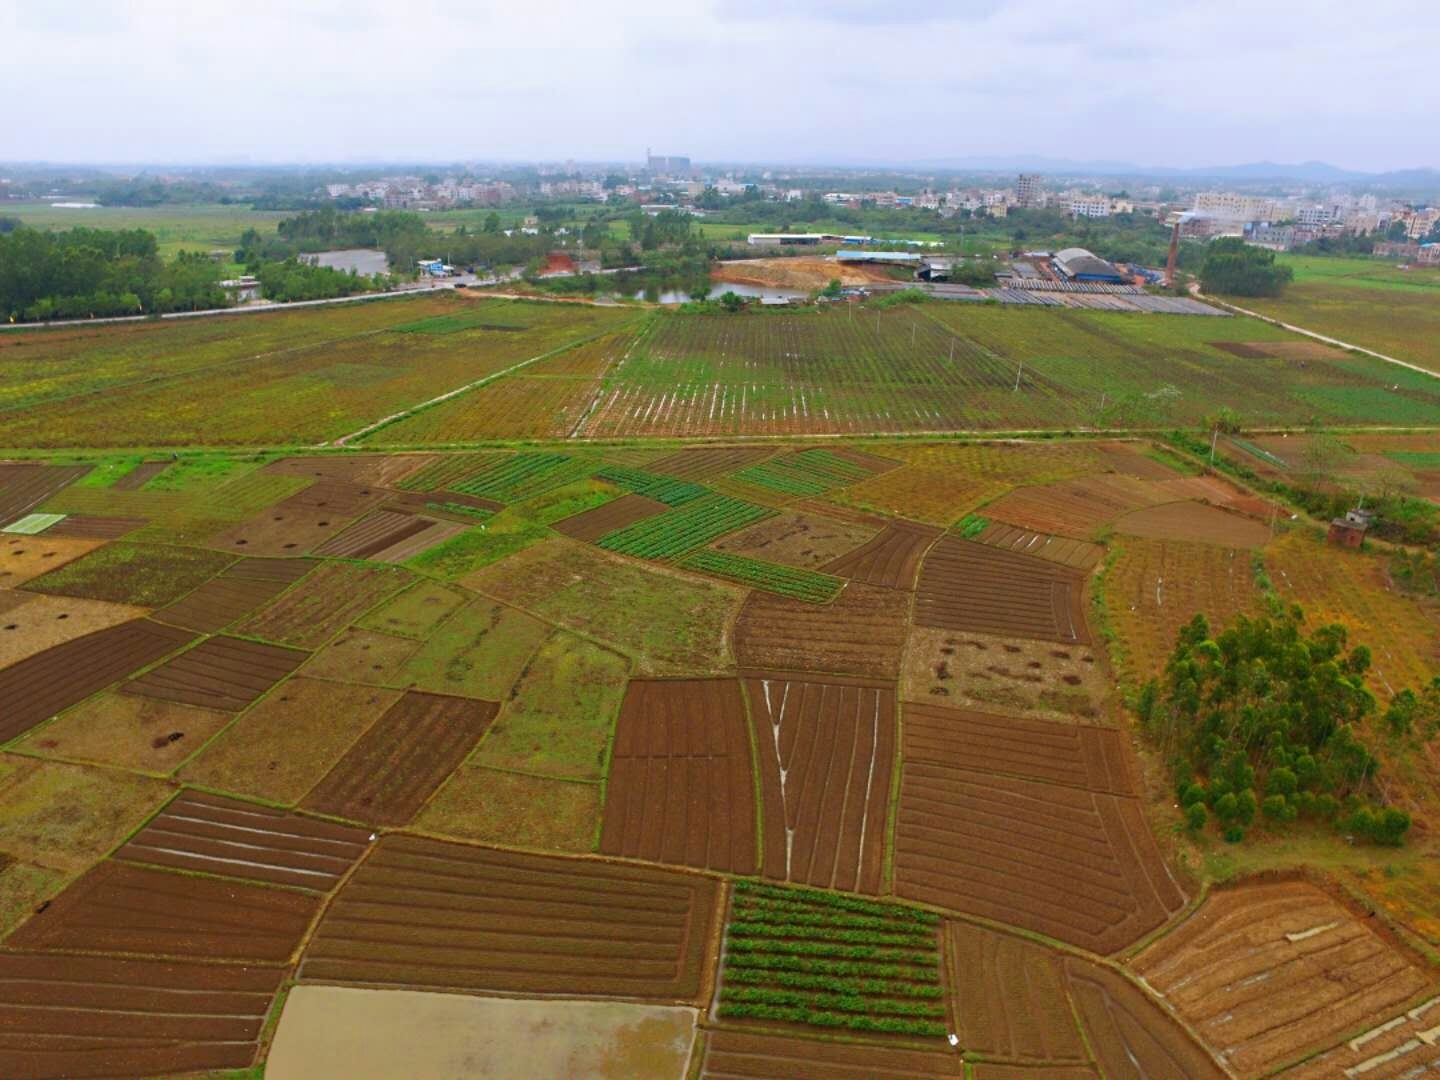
left=1051, top=248, right=1126, bottom=284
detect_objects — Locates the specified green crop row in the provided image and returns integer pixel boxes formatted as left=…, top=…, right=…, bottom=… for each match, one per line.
left=677, top=550, right=842, bottom=603
left=596, top=494, right=773, bottom=559
left=396, top=452, right=504, bottom=492
left=451, top=451, right=582, bottom=502
left=724, top=951, right=937, bottom=982
left=593, top=466, right=708, bottom=506
left=955, top=513, right=989, bottom=538
left=733, top=448, right=873, bottom=496
left=729, top=921, right=933, bottom=949
left=716, top=1002, right=947, bottom=1038
left=725, top=966, right=942, bottom=999
left=391, top=310, right=524, bottom=335
left=730, top=901, right=932, bottom=935
left=723, top=986, right=944, bottom=1019
left=726, top=936, right=938, bottom=965
left=733, top=881, right=940, bottom=925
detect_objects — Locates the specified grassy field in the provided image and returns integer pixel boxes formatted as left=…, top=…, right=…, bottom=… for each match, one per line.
left=1, top=201, right=285, bottom=258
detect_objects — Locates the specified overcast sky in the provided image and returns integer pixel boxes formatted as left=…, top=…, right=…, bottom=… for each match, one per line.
left=3, top=0, right=1436, bottom=171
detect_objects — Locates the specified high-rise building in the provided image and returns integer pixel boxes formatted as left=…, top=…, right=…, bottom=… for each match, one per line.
left=646, top=152, right=692, bottom=175
left=1016, top=173, right=1041, bottom=208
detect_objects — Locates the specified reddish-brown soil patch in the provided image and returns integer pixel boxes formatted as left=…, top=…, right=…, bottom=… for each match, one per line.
left=302, top=691, right=497, bottom=825
left=744, top=672, right=894, bottom=893
left=1065, top=959, right=1225, bottom=1078
left=299, top=835, right=717, bottom=1001
left=312, top=508, right=429, bottom=557
left=600, top=678, right=758, bottom=873
left=828, top=446, right=903, bottom=474
left=821, top=519, right=940, bottom=588
left=0, top=951, right=285, bottom=1078
left=358, top=517, right=465, bottom=562
left=381, top=488, right=503, bottom=517
left=1132, top=880, right=1436, bottom=1076
left=905, top=703, right=1133, bottom=793
left=0, top=535, right=106, bottom=586
left=1114, top=500, right=1272, bottom=549
left=111, top=460, right=170, bottom=490
left=915, top=537, right=1089, bottom=645
left=0, top=618, right=194, bottom=743
left=947, top=921, right=1088, bottom=1062
left=265, top=452, right=437, bottom=488
left=1096, top=442, right=1182, bottom=481
left=734, top=581, right=910, bottom=678
left=118, top=791, right=370, bottom=891
left=1154, top=473, right=1279, bottom=520
left=971, top=520, right=1103, bottom=572
left=123, top=635, right=307, bottom=712
left=649, top=446, right=774, bottom=480
left=982, top=474, right=1170, bottom=538
left=153, top=557, right=314, bottom=633
left=0, top=462, right=89, bottom=526
left=1286, top=1003, right=1440, bottom=1077
left=8, top=860, right=318, bottom=962
left=42, top=515, right=146, bottom=539
left=208, top=478, right=389, bottom=556
left=552, top=492, right=670, bottom=542
left=1213, top=340, right=1271, bottom=358
left=894, top=724, right=1185, bottom=953
left=237, top=561, right=413, bottom=648
left=700, top=1031, right=960, bottom=1078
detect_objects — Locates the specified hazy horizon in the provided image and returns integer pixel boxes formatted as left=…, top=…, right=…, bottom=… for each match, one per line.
left=3, top=0, right=1437, bottom=172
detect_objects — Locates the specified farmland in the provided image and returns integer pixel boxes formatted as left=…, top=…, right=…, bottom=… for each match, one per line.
left=4, top=390, right=1440, bottom=1073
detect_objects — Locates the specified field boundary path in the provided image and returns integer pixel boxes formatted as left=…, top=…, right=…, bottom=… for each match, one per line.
left=1193, top=285, right=1439, bottom=381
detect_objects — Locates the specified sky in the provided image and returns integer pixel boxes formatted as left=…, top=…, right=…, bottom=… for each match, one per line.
left=3, top=0, right=1437, bottom=172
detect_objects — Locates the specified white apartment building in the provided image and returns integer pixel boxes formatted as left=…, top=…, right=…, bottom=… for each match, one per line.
left=1193, top=191, right=1283, bottom=221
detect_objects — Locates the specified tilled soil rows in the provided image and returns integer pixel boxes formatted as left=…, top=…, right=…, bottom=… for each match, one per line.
left=553, top=492, right=670, bottom=542
left=1064, top=958, right=1225, bottom=1078
left=299, top=835, right=717, bottom=1000
left=0, top=618, right=194, bottom=743
left=700, top=1030, right=960, bottom=1078
left=8, top=860, right=318, bottom=962
left=265, top=453, right=438, bottom=488
left=153, top=556, right=314, bottom=633
left=0, top=463, right=89, bottom=526
left=237, top=561, right=412, bottom=648
left=1114, top=500, right=1273, bottom=549
left=821, top=519, right=941, bottom=589
left=600, top=677, right=758, bottom=874
left=123, top=635, right=308, bottom=712
left=313, top=509, right=435, bottom=559
left=982, top=475, right=1171, bottom=539
left=946, top=921, right=1088, bottom=1062
left=43, top=515, right=146, bottom=539
left=743, top=672, right=895, bottom=893
left=894, top=765, right=1184, bottom=954
left=903, top=704, right=1134, bottom=794
left=971, top=521, right=1104, bottom=571
left=302, top=690, right=497, bottom=826
left=208, top=479, right=389, bottom=556
left=0, top=950, right=286, bottom=1079
left=1132, top=880, right=1436, bottom=1076
left=914, top=537, right=1089, bottom=645
left=118, top=790, right=371, bottom=891
left=649, top=446, right=775, bottom=480
left=734, top=581, right=910, bottom=678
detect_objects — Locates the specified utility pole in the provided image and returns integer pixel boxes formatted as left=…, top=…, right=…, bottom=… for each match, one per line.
left=1209, top=426, right=1219, bottom=467
left=1013, top=361, right=1023, bottom=392
left=949, top=339, right=955, bottom=363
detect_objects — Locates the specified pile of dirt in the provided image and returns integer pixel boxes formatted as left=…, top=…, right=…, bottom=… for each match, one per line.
left=712, top=257, right=894, bottom=290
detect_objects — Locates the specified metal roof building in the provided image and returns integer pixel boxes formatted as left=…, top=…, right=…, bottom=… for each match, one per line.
left=1052, top=248, right=1126, bottom=283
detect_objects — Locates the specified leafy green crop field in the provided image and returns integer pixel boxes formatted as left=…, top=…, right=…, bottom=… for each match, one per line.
left=677, top=549, right=843, bottom=602
left=1242, top=282, right=1440, bottom=375
left=1, top=201, right=287, bottom=259
left=596, top=493, right=773, bottom=558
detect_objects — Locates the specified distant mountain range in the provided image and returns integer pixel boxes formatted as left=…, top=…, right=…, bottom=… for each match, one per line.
left=903, top=156, right=1439, bottom=185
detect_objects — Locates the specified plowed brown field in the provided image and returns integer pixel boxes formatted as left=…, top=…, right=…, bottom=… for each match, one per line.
left=8, top=860, right=318, bottom=962
left=312, top=509, right=433, bottom=559
left=299, top=836, right=717, bottom=1001
left=1114, top=500, right=1272, bottom=548
left=0, top=594, right=148, bottom=670
left=971, top=521, right=1104, bottom=572
left=303, top=691, right=497, bottom=825
left=1065, top=959, right=1224, bottom=1078
left=947, top=921, right=1087, bottom=1062
left=208, top=478, right=389, bottom=556
left=734, top=581, right=910, bottom=677
left=904, top=704, right=1134, bottom=793
left=821, top=519, right=940, bottom=588
left=265, top=453, right=436, bottom=488
left=894, top=763, right=1184, bottom=953
left=600, top=678, right=758, bottom=874
left=0, top=618, right=194, bottom=743
left=1133, top=880, right=1436, bottom=1076
left=118, top=791, right=371, bottom=891
left=713, top=510, right=880, bottom=570
left=0, top=951, right=285, bottom=1079
left=553, top=492, right=670, bottom=541
left=153, top=557, right=313, bottom=632
left=700, top=1031, right=960, bottom=1078
left=237, top=561, right=412, bottom=647
left=0, top=462, right=89, bottom=525
left=914, top=537, right=1089, bottom=645
left=0, top=535, right=105, bottom=586
left=44, top=515, right=145, bottom=539
left=123, top=635, right=307, bottom=712
left=744, top=672, right=894, bottom=893
left=983, top=475, right=1170, bottom=538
